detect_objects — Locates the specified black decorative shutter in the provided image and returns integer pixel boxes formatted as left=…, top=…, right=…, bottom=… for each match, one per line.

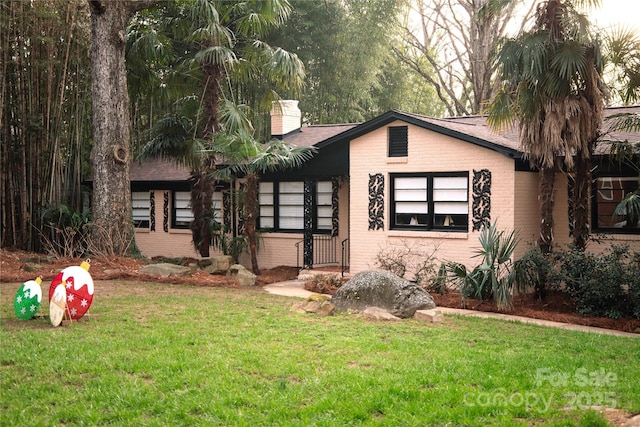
left=472, top=169, right=491, bottom=231
left=304, top=180, right=314, bottom=268
left=368, top=173, right=385, bottom=230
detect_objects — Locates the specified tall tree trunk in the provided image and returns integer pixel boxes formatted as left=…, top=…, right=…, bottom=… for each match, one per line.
left=572, top=154, right=591, bottom=249
left=538, top=165, right=556, bottom=256
left=189, top=61, right=224, bottom=257
left=572, top=48, right=604, bottom=250
left=88, top=0, right=135, bottom=255
left=245, top=174, right=260, bottom=275
left=202, top=62, right=223, bottom=139
left=189, top=171, right=215, bottom=257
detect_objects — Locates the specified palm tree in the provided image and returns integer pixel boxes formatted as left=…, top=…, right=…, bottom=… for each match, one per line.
left=487, top=0, right=605, bottom=255
left=604, top=26, right=640, bottom=105
left=131, top=0, right=304, bottom=257
left=210, top=105, right=314, bottom=274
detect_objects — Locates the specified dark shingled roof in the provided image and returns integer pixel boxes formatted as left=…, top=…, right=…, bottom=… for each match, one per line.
left=129, top=106, right=639, bottom=181
left=282, top=123, right=358, bottom=147
left=380, top=105, right=640, bottom=158
left=129, top=158, right=191, bottom=182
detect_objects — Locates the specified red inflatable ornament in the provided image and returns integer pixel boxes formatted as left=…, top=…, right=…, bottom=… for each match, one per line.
left=49, top=260, right=94, bottom=320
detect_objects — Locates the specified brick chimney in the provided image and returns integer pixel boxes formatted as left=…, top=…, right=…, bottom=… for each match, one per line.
left=270, top=100, right=301, bottom=139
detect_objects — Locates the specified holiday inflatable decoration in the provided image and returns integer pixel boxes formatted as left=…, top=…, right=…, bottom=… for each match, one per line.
left=49, top=260, right=94, bottom=320
left=14, top=277, right=43, bottom=320
left=49, top=283, right=67, bottom=327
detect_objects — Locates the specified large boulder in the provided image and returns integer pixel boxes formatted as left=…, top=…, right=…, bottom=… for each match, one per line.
left=332, top=270, right=436, bottom=318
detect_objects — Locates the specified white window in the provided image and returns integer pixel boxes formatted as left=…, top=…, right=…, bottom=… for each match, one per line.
left=259, top=182, right=274, bottom=229
left=173, top=190, right=223, bottom=229
left=391, top=173, right=468, bottom=231
left=212, top=191, right=223, bottom=223
left=258, top=181, right=333, bottom=232
left=595, top=176, right=640, bottom=231
left=394, top=177, right=429, bottom=226
left=173, top=191, right=192, bottom=228
left=279, top=181, right=304, bottom=229
left=316, top=181, right=333, bottom=231
left=132, top=192, right=150, bottom=228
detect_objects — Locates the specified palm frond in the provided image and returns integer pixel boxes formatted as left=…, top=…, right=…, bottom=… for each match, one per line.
left=251, top=141, right=316, bottom=174
left=606, top=112, right=640, bottom=132
left=190, top=0, right=220, bottom=27
left=614, top=189, right=640, bottom=227
left=485, top=90, right=515, bottom=130
left=194, top=45, right=238, bottom=68
left=551, top=41, right=587, bottom=82
left=139, top=114, right=206, bottom=171
left=219, top=99, right=254, bottom=135
left=266, top=48, right=305, bottom=91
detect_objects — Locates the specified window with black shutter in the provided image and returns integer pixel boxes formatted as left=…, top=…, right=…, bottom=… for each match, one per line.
left=388, top=126, right=408, bottom=157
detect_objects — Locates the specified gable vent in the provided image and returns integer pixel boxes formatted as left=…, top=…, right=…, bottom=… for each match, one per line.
left=388, top=126, right=408, bottom=157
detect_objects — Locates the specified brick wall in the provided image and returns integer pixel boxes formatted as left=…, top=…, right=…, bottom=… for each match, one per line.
left=349, top=120, right=519, bottom=273
left=133, top=189, right=204, bottom=259
left=270, top=100, right=301, bottom=137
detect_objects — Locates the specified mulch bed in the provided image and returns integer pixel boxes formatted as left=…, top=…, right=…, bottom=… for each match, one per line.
left=433, top=291, right=640, bottom=334
left=0, top=249, right=301, bottom=288
left=302, top=273, right=640, bottom=334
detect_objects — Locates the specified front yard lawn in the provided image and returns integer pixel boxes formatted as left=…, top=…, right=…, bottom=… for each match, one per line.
left=1, top=281, right=638, bottom=426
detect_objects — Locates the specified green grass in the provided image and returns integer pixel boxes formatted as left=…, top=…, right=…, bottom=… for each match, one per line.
left=1, top=281, right=639, bottom=426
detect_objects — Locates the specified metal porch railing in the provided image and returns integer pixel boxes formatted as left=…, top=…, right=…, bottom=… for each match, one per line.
left=296, top=235, right=338, bottom=270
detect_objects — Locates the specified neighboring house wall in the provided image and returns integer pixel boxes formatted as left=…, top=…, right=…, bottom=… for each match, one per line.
left=349, top=120, right=519, bottom=274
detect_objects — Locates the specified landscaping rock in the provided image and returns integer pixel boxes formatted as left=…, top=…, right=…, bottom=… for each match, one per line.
left=414, top=309, right=444, bottom=323
left=332, top=270, right=436, bottom=318
left=291, top=300, right=335, bottom=316
left=139, top=263, right=191, bottom=277
left=623, top=414, right=640, bottom=427
left=198, top=256, right=234, bottom=274
left=20, top=255, right=55, bottom=264
left=360, top=307, right=400, bottom=321
left=307, top=293, right=332, bottom=302
left=228, top=264, right=256, bottom=286
left=24, top=262, right=41, bottom=273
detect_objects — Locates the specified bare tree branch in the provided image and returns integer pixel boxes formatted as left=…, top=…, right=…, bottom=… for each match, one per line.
left=395, top=0, right=535, bottom=115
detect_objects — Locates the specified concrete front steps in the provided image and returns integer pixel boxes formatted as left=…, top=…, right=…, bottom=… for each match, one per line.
left=297, top=266, right=350, bottom=281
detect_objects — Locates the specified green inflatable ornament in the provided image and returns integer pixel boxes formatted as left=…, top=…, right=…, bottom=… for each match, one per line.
left=14, top=277, right=43, bottom=320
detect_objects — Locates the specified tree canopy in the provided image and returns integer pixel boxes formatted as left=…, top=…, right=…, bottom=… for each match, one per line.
left=266, top=0, right=443, bottom=123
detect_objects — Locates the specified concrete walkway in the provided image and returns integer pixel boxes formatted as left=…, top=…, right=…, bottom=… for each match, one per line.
left=264, top=280, right=639, bottom=338
left=264, top=279, right=316, bottom=299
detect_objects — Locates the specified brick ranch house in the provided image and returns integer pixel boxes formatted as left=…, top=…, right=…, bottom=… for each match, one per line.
left=129, top=101, right=640, bottom=274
